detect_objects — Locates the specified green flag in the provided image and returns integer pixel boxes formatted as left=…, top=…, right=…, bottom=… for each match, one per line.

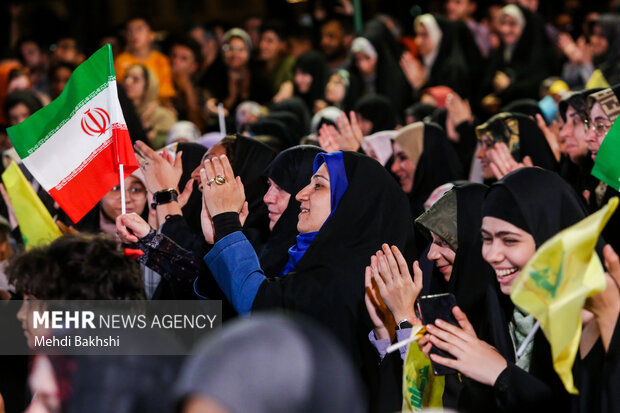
left=592, top=117, right=620, bottom=191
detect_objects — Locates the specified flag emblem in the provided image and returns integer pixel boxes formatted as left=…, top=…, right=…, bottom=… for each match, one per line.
left=81, top=108, right=110, bottom=137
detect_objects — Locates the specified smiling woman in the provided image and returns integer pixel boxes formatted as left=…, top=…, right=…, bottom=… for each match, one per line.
left=425, top=167, right=620, bottom=412
left=199, top=150, right=415, bottom=401
left=391, top=121, right=463, bottom=231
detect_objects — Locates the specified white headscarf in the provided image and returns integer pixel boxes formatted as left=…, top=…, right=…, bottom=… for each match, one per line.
left=351, top=37, right=378, bottom=60
left=414, top=14, right=443, bottom=78
left=362, top=130, right=397, bottom=166
left=500, top=5, right=526, bottom=61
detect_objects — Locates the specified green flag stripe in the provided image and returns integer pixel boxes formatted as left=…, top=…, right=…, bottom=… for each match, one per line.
left=8, top=44, right=114, bottom=159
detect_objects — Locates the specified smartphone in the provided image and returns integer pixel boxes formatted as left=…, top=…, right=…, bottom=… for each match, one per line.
left=416, top=293, right=458, bottom=375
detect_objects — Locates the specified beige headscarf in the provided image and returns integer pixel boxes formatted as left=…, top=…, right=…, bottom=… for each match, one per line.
left=392, top=122, right=425, bottom=166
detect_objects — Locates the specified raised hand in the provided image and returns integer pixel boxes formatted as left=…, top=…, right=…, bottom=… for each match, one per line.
left=134, top=141, right=183, bottom=194
left=535, top=114, right=562, bottom=162
left=371, top=244, right=422, bottom=326
left=487, top=142, right=533, bottom=180
left=200, top=155, right=246, bottom=217
left=400, top=51, right=426, bottom=90
left=365, top=265, right=396, bottom=340
left=492, top=71, right=510, bottom=93
left=335, top=111, right=364, bottom=151
left=446, top=93, right=473, bottom=127
left=318, top=124, right=341, bottom=153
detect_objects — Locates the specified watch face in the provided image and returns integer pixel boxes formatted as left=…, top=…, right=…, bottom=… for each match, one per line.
left=153, top=189, right=178, bottom=205
left=155, top=191, right=173, bottom=203
left=397, top=321, right=413, bottom=330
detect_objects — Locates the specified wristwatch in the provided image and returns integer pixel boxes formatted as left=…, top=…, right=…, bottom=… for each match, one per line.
left=396, top=318, right=413, bottom=330
left=151, top=188, right=179, bottom=210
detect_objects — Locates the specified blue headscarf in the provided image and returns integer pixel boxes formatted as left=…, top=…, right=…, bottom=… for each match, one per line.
left=279, top=151, right=349, bottom=275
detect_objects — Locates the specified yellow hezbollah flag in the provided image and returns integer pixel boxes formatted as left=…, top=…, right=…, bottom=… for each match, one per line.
left=510, top=197, right=618, bottom=394
left=585, top=69, right=610, bottom=89
left=402, top=326, right=444, bottom=411
left=1, top=162, right=61, bottom=248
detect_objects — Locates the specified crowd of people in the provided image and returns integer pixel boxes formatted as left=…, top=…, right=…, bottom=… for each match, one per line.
left=0, top=0, right=619, bottom=412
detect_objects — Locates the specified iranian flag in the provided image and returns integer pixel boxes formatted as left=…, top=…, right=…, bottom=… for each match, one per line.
left=7, top=44, right=138, bottom=223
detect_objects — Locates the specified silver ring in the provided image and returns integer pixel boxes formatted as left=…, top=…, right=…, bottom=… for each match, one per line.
left=206, top=178, right=215, bottom=186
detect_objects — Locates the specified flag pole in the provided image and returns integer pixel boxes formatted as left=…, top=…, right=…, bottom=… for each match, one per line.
left=516, top=321, right=540, bottom=359
left=218, top=103, right=226, bottom=137
left=119, top=163, right=126, bottom=215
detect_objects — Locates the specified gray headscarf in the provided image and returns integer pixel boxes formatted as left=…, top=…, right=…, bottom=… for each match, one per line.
left=174, top=314, right=366, bottom=413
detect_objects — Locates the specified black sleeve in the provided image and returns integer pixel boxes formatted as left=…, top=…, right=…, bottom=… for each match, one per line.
left=161, top=214, right=210, bottom=257
left=493, top=363, right=555, bottom=412
left=212, top=212, right=242, bottom=242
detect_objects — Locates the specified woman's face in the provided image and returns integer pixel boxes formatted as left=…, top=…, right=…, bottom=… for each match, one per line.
left=427, top=232, right=456, bottom=282
left=263, top=178, right=292, bottom=231
left=499, top=14, right=523, bottom=47
left=560, top=106, right=589, bottom=163
left=476, top=136, right=495, bottom=180
left=325, top=73, right=346, bottom=104
left=296, top=163, right=331, bottom=233
left=294, top=69, right=313, bottom=94
left=391, top=141, right=416, bottom=193
left=415, top=23, right=433, bottom=57
left=354, top=52, right=377, bottom=76
left=223, top=37, right=249, bottom=70
left=123, top=66, right=147, bottom=102
left=481, top=216, right=536, bottom=295
left=100, top=175, right=147, bottom=221
left=17, top=295, right=43, bottom=349
left=585, top=102, right=612, bottom=160
left=590, top=25, right=609, bottom=58
left=8, top=102, right=32, bottom=126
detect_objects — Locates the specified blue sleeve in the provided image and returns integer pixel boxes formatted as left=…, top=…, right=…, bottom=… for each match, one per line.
left=203, top=231, right=266, bottom=315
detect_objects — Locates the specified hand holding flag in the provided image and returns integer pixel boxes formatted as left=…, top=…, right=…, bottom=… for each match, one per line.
left=510, top=197, right=619, bottom=394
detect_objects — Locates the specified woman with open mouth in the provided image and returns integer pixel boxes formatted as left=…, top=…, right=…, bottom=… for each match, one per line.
left=425, top=167, right=620, bottom=412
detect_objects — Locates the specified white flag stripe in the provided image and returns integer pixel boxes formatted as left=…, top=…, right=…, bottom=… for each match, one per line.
left=22, top=81, right=126, bottom=190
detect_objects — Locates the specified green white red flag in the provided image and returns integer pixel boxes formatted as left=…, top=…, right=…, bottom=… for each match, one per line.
left=7, top=44, right=138, bottom=223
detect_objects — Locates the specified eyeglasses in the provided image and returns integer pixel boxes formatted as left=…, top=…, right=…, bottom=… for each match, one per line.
left=107, top=185, right=146, bottom=199
left=583, top=118, right=612, bottom=137
left=222, top=44, right=247, bottom=54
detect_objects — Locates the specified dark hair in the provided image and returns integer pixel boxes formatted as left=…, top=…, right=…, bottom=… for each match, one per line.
left=3, top=90, right=44, bottom=120
left=7, top=234, right=145, bottom=300
left=209, top=136, right=237, bottom=162
left=260, top=19, right=287, bottom=40
left=558, top=88, right=604, bottom=122
left=50, top=61, right=77, bottom=78
left=125, top=14, right=153, bottom=30
left=170, top=36, right=203, bottom=66
left=323, top=15, right=354, bottom=36
left=16, top=36, right=43, bottom=62
left=8, top=68, right=28, bottom=82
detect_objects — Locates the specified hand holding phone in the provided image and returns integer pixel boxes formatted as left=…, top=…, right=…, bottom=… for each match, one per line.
left=416, top=293, right=458, bottom=375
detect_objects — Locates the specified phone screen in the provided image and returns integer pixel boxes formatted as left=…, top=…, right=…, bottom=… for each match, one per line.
left=416, top=293, right=458, bottom=375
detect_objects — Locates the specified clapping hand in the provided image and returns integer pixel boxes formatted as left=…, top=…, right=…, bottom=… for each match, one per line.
left=487, top=142, right=533, bottom=180
left=318, top=111, right=365, bottom=152
left=400, top=52, right=426, bottom=90
left=370, top=244, right=423, bottom=326
left=199, top=155, right=249, bottom=244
